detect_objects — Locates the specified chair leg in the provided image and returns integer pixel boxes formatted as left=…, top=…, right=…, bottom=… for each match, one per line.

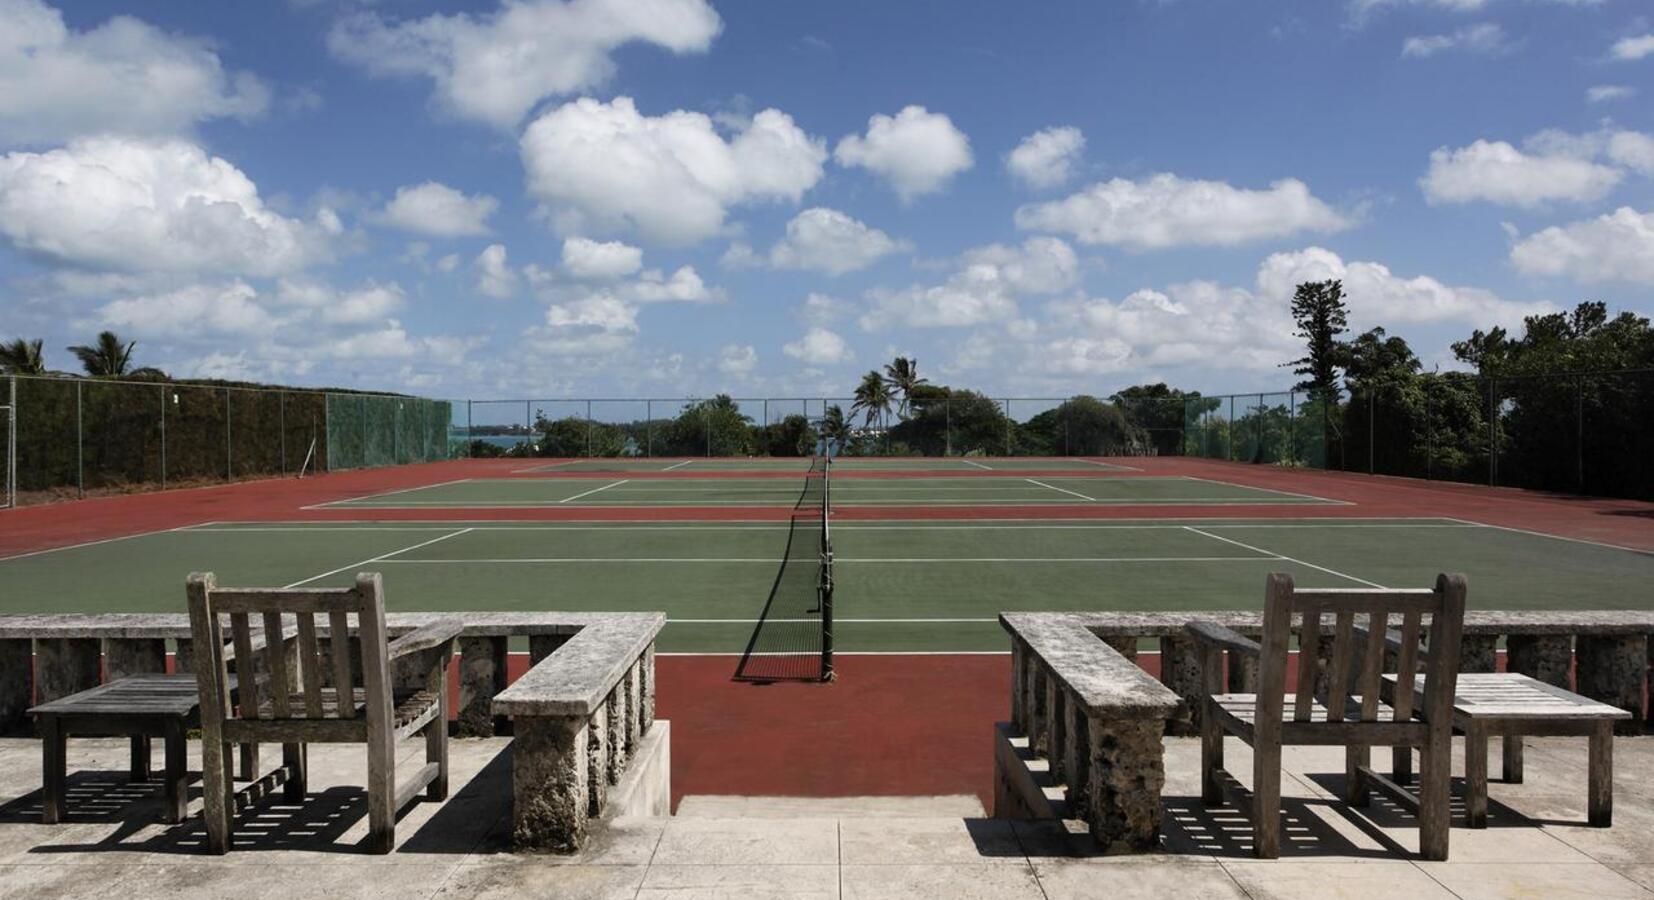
left=1418, top=739, right=1452, bottom=861
left=1253, top=750, right=1282, bottom=859
left=366, top=738, right=396, bottom=854
left=1588, top=721, right=1613, bottom=828
left=237, top=742, right=259, bottom=782
left=200, top=737, right=231, bottom=855
left=1345, top=745, right=1370, bottom=806
left=426, top=684, right=449, bottom=802
left=1200, top=705, right=1223, bottom=806
left=281, top=743, right=306, bottom=801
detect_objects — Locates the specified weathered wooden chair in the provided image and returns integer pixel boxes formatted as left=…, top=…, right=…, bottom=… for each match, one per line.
left=1185, top=572, right=1466, bottom=860
left=186, top=571, right=462, bottom=854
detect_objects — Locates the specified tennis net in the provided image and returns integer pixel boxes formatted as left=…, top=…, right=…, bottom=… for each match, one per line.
left=735, top=454, right=834, bottom=682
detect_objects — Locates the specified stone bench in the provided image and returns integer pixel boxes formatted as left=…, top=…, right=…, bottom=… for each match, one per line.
left=0, top=613, right=652, bottom=738
left=492, top=612, right=665, bottom=852
left=997, top=613, right=1182, bottom=853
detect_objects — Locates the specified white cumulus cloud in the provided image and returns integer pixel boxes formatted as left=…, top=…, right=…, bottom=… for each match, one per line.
left=1610, top=34, right=1654, bottom=61
left=373, top=181, right=497, bottom=237
left=1586, top=85, right=1636, bottom=104
left=765, top=207, right=907, bottom=275
left=561, top=236, right=643, bottom=280
left=857, top=236, right=1079, bottom=331
left=624, top=265, right=720, bottom=303
left=1420, top=138, right=1622, bottom=206
left=1255, top=246, right=1552, bottom=329
left=327, top=0, right=722, bottom=129
left=1006, top=126, right=1085, bottom=191
left=0, top=137, right=332, bottom=275
left=474, top=243, right=519, bottom=298
left=834, top=106, right=973, bottom=202
left=520, top=96, right=826, bottom=244
left=1401, top=23, right=1513, bottom=58
left=1014, top=174, right=1349, bottom=250
left=716, top=343, right=757, bottom=376
left=0, top=0, right=269, bottom=145
left=783, top=327, right=852, bottom=365
left=1510, top=207, right=1654, bottom=284
left=96, top=281, right=276, bottom=337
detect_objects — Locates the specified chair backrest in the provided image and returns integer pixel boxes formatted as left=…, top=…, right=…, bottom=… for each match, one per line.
left=186, top=571, right=392, bottom=729
left=1254, top=572, right=1466, bottom=731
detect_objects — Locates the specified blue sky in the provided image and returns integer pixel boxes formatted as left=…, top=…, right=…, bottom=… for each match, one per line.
left=1, top=0, right=1651, bottom=404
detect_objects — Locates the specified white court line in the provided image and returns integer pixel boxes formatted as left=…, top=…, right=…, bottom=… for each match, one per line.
left=1438, top=517, right=1654, bottom=556
left=314, top=498, right=1329, bottom=508
left=281, top=527, right=474, bottom=588
left=377, top=555, right=1273, bottom=564
left=558, top=479, right=630, bottom=503
left=662, top=460, right=694, bottom=471
left=511, top=460, right=579, bottom=474
left=662, top=650, right=1012, bottom=657
left=673, top=617, right=996, bottom=623
left=1026, top=478, right=1097, bottom=501
left=174, top=522, right=1484, bottom=534
left=1076, top=458, right=1142, bottom=472
left=0, top=523, right=203, bottom=563
left=960, top=458, right=993, bottom=470
left=1182, top=525, right=1387, bottom=588
left=303, top=477, right=475, bottom=510
left=1177, top=475, right=1349, bottom=505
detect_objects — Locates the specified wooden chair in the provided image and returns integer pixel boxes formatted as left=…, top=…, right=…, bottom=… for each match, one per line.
left=1185, top=572, right=1466, bottom=860
left=186, top=571, right=462, bottom=854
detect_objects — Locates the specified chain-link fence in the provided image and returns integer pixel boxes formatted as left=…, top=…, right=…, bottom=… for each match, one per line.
left=5, top=374, right=451, bottom=504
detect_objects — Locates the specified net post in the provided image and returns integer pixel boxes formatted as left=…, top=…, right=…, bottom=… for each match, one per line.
left=76, top=379, right=83, bottom=498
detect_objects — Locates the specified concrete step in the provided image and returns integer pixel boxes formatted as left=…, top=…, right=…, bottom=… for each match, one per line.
left=674, top=794, right=987, bottom=818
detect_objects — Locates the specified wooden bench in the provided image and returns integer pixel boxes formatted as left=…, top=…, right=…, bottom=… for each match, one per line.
left=1384, top=672, right=1631, bottom=827
left=31, top=674, right=206, bottom=825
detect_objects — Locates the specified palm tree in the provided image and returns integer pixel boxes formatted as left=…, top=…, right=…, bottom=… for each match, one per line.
left=820, top=404, right=852, bottom=452
left=851, top=369, right=892, bottom=434
left=67, top=331, right=135, bottom=377
left=0, top=337, right=46, bottom=374
left=882, top=356, right=927, bottom=420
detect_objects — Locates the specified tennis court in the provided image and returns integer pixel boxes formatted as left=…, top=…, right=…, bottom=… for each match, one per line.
left=6, top=513, right=1652, bottom=653
left=313, top=474, right=1336, bottom=509
left=514, top=456, right=1139, bottom=473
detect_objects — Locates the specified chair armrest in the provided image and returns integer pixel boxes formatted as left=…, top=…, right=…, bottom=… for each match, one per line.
left=387, top=618, right=463, bottom=661
left=1184, top=621, right=1262, bottom=658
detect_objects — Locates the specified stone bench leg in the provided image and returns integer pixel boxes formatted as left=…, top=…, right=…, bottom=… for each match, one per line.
left=105, top=639, right=167, bottom=681
left=1086, top=715, right=1165, bottom=852
left=458, top=636, right=509, bottom=737
left=1577, top=635, right=1647, bottom=733
left=34, top=638, right=101, bottom=708
left=513, top=714, right=589, bottom=852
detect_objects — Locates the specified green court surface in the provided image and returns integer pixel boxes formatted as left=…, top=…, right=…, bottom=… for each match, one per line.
left=516, top=457, right=1138, bottom=473
left=319, top=475, right=1335, bottom=508
left=4, top=518, right=1650, bottom=653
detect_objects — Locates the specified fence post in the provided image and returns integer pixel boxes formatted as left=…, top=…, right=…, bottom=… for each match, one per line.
left=1488, top=377, right=1498, bottom=486
left=646, top=400, right=652, bottom=457
left=1425, top=382, right=1433, bottom=480
left=1576, top=375, right=1585, bottom=492
left=1368, top=391, right=1374, bottom=475
left=586, top=400, right=593, bottom=458
left=159, top=383, right=167, bottom=490
left=76, top=380, right=83, bottom=498
left=1003, top=399, right=1011, bottom=456
left=945, top=398, right=952, bottom=456
left=1288, top=390, right=1296, bottom=465
left=1228, top=395, right=1235, bottom=461
left=279, top=392, right=287, bottom=474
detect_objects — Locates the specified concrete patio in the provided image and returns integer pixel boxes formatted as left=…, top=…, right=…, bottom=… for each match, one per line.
left=0, top=735, right=1650, bottom=899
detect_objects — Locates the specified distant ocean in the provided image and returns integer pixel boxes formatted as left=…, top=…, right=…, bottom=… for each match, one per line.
left=468, top=434, right=538, bottom=449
